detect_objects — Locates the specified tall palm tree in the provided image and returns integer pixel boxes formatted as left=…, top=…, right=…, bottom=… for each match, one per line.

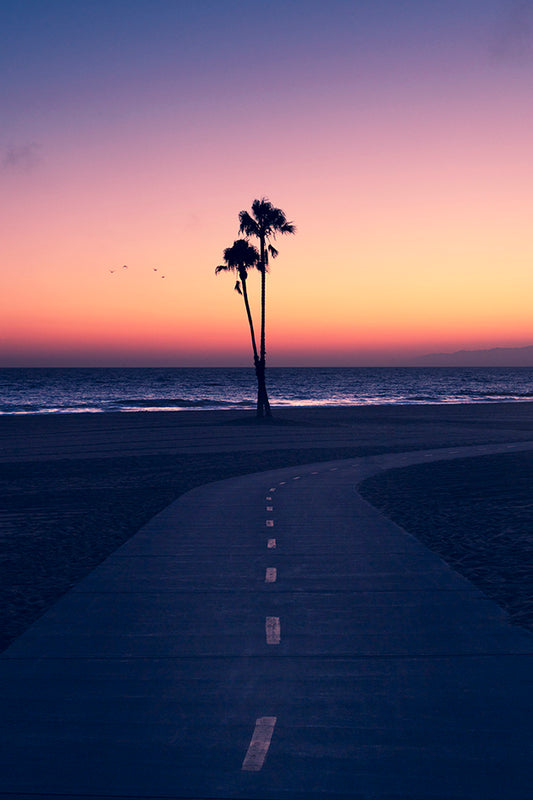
left=238, top=198, right=295, bottom=417
left=215, top=238, right=261, bottom=376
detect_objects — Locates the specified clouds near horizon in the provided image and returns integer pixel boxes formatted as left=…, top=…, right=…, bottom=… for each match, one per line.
left=1, top=142, right=42, bottom=172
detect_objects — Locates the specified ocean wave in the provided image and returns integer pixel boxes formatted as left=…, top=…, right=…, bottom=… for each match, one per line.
left=477, top=390, right=533, bottom=398
left=0, top=402, right=44, bottom=413
left=0, top=397, right=256, bottom=415
left=405, top=394, right=437, bottom=402
left=105, top=397, right=255, bottom=410
left=0, top=406, right=102, bottom=415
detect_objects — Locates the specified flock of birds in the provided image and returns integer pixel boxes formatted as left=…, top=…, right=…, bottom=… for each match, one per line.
left=108, top=265, right=166, bottom=278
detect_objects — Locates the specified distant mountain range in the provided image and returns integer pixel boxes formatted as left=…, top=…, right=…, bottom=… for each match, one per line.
left=413, top=345, right=533, bottom=367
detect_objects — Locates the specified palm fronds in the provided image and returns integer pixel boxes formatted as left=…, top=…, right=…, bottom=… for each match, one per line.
left=238, top=210, right=259, bottom=238
left=215, top=239, right=260, bottom=277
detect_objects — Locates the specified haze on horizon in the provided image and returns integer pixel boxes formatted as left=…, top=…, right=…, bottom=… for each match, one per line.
left=2, top=0, right=532, bottom=368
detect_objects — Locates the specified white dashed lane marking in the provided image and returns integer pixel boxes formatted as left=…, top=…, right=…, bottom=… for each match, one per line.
left=266, top=496, right=272, bottom=501
left=266, top=520, right=274, bottom=527
left=266, top=506, right=273, bottom=511
left=265, top=567, right=277, bottom=583
left=265, top=616, right=281, bottom=645
left=269, top=488, right=276, bottom=492
left=241, top=717, right=277, bottom=772
left=267, top=538, right=276, bottom=549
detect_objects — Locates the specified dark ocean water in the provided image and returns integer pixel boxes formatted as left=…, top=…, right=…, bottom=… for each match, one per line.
left=0, top=367, right=531, bottom=415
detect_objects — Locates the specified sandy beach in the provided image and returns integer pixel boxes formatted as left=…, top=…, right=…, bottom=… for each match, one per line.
left=1, top=403, right=532, bottom=651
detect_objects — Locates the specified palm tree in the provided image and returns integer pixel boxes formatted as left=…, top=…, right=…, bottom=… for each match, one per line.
left=238, top=198, right=295, bottom=417
left=215, top=238, right=261, bottom=380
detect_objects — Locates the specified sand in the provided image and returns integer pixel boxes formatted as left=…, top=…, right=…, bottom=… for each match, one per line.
left=359, top=451, right=533, bottom=631
left=1, top=403, right=532, bottom=651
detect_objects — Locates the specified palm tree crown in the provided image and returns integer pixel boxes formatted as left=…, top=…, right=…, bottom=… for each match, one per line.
left=238, top=197, right=296, bottom=271
left=215, top=238, right=260, bottom=289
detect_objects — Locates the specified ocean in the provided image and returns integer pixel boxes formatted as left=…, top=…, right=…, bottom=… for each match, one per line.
left=0, top=367, right=531, bottom=415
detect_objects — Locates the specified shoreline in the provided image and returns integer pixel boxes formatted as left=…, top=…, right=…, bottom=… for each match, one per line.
left=1, top=395, right=532, bottom=413
left=1, top=403, right=532, bottom=651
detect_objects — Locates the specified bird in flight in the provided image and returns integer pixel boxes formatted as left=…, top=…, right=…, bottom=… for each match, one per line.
left=107, top=264, right=168, bottom=279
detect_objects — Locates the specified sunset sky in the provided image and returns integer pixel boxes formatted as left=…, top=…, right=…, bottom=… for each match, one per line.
left=2, top=0, right=532, bottom=366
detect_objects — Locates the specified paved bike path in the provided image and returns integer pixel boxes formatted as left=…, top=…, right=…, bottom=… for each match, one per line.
left=1, top=442, right=532, bottom=799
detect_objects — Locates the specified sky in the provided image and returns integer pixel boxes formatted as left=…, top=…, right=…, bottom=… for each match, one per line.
left=2, top=0, right=533, bottom=367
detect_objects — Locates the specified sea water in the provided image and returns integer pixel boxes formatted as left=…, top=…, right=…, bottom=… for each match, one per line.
left=0, top=367, right=531, bottom=415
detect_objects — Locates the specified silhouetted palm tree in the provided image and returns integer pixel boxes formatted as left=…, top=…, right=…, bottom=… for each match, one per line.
left=238, top=198, right=295, bottom=417
left=215, top=238, right=261, bottom=375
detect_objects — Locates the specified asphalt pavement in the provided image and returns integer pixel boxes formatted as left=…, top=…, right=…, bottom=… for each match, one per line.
left=1, top=442, right=532, bottom=799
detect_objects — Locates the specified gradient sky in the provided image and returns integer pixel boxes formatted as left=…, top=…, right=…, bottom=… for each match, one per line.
left=2, top=0, right=532, bottom=366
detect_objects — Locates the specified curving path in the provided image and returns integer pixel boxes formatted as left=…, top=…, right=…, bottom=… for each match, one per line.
left=1, top=442, right=533, bottom=799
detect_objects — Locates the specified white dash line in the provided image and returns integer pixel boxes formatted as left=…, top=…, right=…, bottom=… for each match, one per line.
left=267, top=538, right=276, bottom=549
left=266, top=496, right=272, bottom=501
left=266, top=520, right=274, bottom=527
left=265, top=616, right=281, bottom=644
left=265, top=567, right=277, bottom=583
left=269, top=488, right=276, bottom=492
left=266, top=506, right=273, bottom=511
left=241, top=716, right=277, bottom=772
left=293, top=476, right=301, bottom=480
left=311, top=471, right=318, bottom=474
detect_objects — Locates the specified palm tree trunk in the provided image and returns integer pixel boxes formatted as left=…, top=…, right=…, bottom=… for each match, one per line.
left=255, top=357, right=271, bottom=418
left=257, top=236, right=272, bottom=418
left=240, top=277, right=259, bottom=365
left=243, top=278, right=269, bottom=417
left=260, top=238, right=266, bottom=366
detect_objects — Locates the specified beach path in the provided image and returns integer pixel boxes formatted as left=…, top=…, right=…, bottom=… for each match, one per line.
left=1, top=442, right=532, bottom=799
